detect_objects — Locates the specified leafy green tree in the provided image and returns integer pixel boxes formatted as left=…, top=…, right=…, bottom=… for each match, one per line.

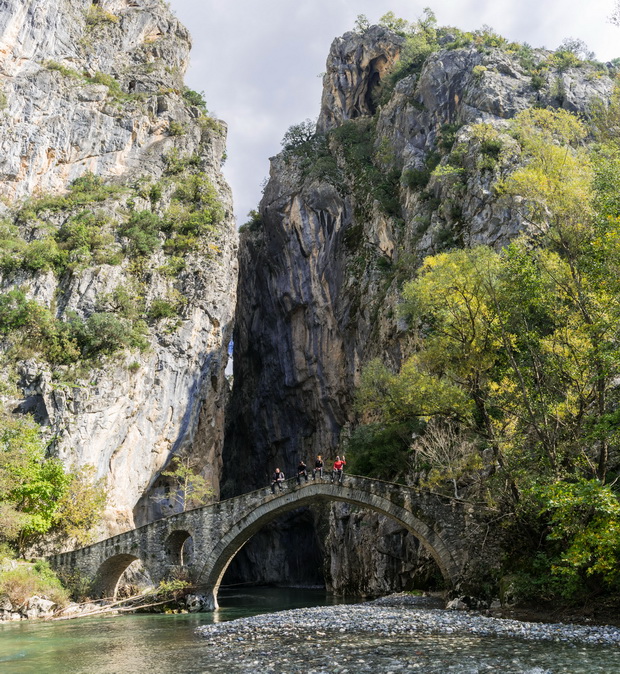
left=281, top=119, right=318, bottom=156
left=182, top=87, right=207, bottom=112
left=529, top=479, right=620, bottom=595
left=379, top=11, right=411, bottom=34
left=0, top=415, right=106, bottom=554
left=345, top=422, right=418, bottom=480
left=54, top=465, right=107, bottom=546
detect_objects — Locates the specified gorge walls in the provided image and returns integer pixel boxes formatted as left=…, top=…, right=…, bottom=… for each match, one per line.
left=223, top=24, right=612, bottom=592
left=0, top=0, right=237, bottom=538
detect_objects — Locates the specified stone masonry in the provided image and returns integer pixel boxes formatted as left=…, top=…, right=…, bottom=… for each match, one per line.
left=48, top=475, right=493, bottom=610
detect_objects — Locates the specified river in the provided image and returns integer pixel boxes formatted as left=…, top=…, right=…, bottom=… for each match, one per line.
left=1, top=588, right=619, bottom=673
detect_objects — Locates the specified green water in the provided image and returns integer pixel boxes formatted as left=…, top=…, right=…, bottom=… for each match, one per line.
left=1, top=588, right=619, bottom=673
left=0, top=588, right=346, bottom=673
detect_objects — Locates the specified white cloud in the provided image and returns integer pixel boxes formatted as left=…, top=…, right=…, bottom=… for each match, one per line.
left=169, top=0, right=620, bottom=224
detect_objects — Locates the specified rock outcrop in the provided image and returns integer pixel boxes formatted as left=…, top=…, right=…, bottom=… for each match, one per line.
left=0, top=0, right=237, bottom=537
left=224, top=27, right=612, bottom=592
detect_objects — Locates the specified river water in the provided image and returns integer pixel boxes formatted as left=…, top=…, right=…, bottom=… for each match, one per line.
left=1, top=588, right=619, bottom=673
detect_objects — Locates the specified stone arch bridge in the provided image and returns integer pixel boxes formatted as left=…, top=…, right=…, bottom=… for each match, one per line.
left=48, top=475, right=492, bottom=610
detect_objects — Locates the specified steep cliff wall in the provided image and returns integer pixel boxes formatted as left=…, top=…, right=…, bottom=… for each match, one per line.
left=0, top=0, right=237, bottom=537
left=224, top=25, right=612, bottom=591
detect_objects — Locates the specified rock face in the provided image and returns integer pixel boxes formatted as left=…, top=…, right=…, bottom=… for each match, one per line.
left=317, top=26, right=403, bottom=133
left=0, top=0, right=191, bottom=201
left=224, top=27, right=612, bottom=592
left=0, top=0, right=237, bottom=537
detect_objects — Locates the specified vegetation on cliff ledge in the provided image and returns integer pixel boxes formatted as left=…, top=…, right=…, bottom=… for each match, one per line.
left=270, top=11, right=620, bottom=606
left=348, top=102, right=620, bottom=604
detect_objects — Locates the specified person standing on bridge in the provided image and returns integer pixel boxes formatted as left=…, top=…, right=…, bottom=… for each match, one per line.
left=296, top=460, right=308, bottom=484
left=331, top=455, right=346, bottom=485
left=271, top=468, right=285, bottom=494
left=312, top=454, right=324, bottom=480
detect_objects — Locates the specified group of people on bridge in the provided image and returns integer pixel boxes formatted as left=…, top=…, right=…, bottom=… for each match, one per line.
left=270, top=455, right=346, bottom=494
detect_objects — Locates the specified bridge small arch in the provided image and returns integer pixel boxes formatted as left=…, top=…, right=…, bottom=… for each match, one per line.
left=196, top=482, right=462, bottom=609
left=92, top=553, right=140, bottom=599
left=165, top=530, right=194, bottom=566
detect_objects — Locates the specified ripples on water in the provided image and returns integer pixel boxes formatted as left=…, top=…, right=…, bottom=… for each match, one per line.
left=0, top=588, right=619, bottom=673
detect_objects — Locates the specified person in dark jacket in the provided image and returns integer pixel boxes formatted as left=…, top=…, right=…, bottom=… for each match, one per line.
left=312, top=455, right=324, bottom=480
left=271, top=468, right=285, bottom=493
left=296, top=460, right=308, bottom=484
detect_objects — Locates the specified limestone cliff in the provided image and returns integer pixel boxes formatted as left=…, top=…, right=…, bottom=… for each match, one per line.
left=224, top=26, right=613, bottom=592
left=0, top=0, right=237, bottom=537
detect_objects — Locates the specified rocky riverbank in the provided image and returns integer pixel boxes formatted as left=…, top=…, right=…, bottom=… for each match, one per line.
left=196, top=594, right=620, bottom=673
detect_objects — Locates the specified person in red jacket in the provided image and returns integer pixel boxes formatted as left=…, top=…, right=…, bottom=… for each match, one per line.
left=331, top=455, right=346, bottom=485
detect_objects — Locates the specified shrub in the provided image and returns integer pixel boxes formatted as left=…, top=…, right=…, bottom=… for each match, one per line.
left=163, top=149, right=202, bottom=175
left=480, top=138, right=503, bottom=160
left=165, top=194, right=223, bottom=237
left=147, top=299, right=178, bottom=321
left=69, top=172, right=104, bottom=194
left=158, top=256, right=186, bottom=276
left=45, top=60, right=80, bottom=79
left=87, top=72, right=125, bottom=98
left=239, top=209, right=262, bottom=234
left=182, top=87, right=207, bottom=111
left=85, top=5, right=119, bottom=26
left=163, top=233, right=198, bottom=255
left=404, top=168, right=431, bottom=189
left=549, top=50, right=582, bottom=73
left=149, top=184, right=163, bottom=205
left=438, top=123, right=462, bottom=151
left=530, top=72, right=546, bottom=91
left=198, top=115, right=223, bottom=135
left=72, top=312, right=148, bottom=357
left=0, top=561, right=69, bottom=607
left=168, top=121, right=186, bottom=136
left=97, top=285, right=144, bottom=320
left=56, top=210, right=116, bottom=268
left=472, top=64, right=487, bottom=80
left=172, top=173, right=220, bottom=208
left=117, top=210, right=162, bottom=257
left=21, top=239, right=66, bottom=273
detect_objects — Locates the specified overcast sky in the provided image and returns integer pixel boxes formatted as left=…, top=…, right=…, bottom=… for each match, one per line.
left=168, top=0, right=620, bottom=225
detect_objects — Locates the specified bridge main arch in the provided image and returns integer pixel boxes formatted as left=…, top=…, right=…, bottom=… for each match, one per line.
left=196, top=480, right=463, bottom=609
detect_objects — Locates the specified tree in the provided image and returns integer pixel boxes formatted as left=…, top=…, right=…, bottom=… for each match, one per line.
left=155, top=455, right=213, bottom=512
left=54, top=465, right=107, bottom=546
left=352, top=97, right=620, bottom=602
left=281, top=119, right=317, bottom=154
left=413, top=419, right=480, bottom=498
left=0, top=415, right=106, bottom=554
left=556, top=37, right=595, bottom=61
left=379, top=11, right=411, bottom=34
left=353, top=14, right=370, bottom=34
left=531, top=479, right=620, bottom=595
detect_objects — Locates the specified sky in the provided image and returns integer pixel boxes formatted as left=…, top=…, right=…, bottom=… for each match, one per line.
left=168, top=0, right=620, bottom=225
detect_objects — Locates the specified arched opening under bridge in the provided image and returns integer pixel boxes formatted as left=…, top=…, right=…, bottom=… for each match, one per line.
left=91, top=553, right=140, bottom=599
left=197, top=483, right=459, bottom=610
left=165, top=530, right=194, bottom=567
